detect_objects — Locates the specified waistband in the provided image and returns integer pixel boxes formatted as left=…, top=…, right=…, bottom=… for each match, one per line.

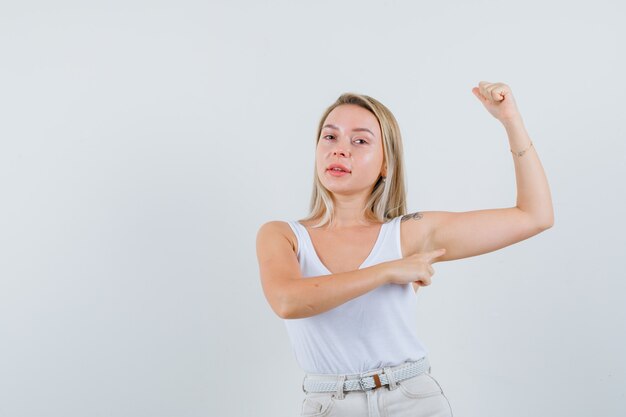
left=302, top=356, right=430, bottom=394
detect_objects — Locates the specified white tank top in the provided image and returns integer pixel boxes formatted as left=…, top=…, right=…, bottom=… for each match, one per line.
left=284, top=215, right=429, bottom=375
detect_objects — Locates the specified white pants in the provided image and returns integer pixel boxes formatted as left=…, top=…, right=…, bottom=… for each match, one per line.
left=300, top=361, right=453, bottom=417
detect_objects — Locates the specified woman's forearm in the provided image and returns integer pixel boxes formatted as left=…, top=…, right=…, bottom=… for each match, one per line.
left=503, top=116, right=554, bottom=227
left=281, top=264, right=389, bottom=319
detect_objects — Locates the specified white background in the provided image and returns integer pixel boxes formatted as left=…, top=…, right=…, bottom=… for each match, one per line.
left=1, top=1, right=624, bottom=416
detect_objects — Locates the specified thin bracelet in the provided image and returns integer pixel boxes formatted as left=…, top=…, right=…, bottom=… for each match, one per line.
left=510, top=141, right=533, bottom=157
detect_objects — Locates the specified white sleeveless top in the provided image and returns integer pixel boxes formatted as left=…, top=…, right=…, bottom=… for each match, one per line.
left=284, top=215, right=429, bottom=375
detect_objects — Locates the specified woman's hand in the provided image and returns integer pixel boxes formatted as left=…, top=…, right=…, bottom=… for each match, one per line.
left=472, top=81, right=522, bottom=124
left=382, top=248, right=447, bottom=287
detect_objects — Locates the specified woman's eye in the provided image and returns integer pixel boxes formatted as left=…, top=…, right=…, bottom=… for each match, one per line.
left=322, top=135, right=366, bottom=144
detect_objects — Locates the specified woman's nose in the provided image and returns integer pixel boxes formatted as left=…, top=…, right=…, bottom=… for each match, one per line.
left=332, top=147, right=350, bottom=157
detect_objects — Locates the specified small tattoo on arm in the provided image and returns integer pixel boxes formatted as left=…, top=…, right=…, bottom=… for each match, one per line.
left=401, top=212, right=423, bottom=222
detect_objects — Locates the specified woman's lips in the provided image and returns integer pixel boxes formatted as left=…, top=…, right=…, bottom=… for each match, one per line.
left=327, top=169, right=350, bottom=177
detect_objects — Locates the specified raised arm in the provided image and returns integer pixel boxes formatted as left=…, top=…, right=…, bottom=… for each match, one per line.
left=404, top=82, right=554, bottom=263
left=256, top=221, right=390, bottom=319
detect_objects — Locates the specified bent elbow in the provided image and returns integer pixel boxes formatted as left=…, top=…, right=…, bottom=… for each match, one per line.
left=278, top=304, right=292, bottom=319
left=279, top=302, right=316, bottom=320
left=539, top=217, right=554, bottom=230
left=532, top=213, right=554, bottom=231
left=277, top=293, right=298, bottom=319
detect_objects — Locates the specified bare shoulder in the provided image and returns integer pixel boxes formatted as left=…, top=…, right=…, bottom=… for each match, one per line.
left=256, top=220, right=298, bottom=255
left=256, top=220, right=302, bottom=319
left=399, top=211, right=438, bottom=256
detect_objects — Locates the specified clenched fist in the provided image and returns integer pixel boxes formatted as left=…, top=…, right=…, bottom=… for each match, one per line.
left=472, top=81, right=522, bottom=124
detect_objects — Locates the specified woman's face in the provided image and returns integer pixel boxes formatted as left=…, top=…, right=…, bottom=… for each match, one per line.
left=316, top=104, right=385, bottom=196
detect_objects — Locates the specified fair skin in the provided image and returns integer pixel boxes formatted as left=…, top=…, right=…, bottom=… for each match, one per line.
left=302, top=104, right=441, bottom=292
left=315, top=103, right=386, bottom=228
left=257, top=82, right=554, bottom=319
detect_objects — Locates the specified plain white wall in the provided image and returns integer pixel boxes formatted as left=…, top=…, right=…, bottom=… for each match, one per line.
left=1, top=1, right=624, bottom=416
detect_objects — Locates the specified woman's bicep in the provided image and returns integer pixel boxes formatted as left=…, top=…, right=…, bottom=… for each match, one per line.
left=256, top=222, right=302, bottom=318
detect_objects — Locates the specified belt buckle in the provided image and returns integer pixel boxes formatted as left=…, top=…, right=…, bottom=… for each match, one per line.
left=358, top=371, right=386, bottom=391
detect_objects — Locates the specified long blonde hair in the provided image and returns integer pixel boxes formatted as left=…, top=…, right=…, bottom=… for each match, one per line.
left=300, top=93, right=408, bottom=228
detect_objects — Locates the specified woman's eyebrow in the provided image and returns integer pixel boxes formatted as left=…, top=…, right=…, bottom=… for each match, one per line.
left=322, top=124, right=375, bottom=137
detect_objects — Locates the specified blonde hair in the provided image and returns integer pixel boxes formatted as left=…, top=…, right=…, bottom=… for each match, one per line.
left=301, top=93, right=408, bottom=228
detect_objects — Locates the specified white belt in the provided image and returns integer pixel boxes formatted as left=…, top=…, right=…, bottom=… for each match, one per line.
left=302, top=357, right=431, bottom=393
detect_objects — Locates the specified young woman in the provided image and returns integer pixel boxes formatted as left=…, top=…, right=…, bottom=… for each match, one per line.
left=256, top=82, right=554, bottom=417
